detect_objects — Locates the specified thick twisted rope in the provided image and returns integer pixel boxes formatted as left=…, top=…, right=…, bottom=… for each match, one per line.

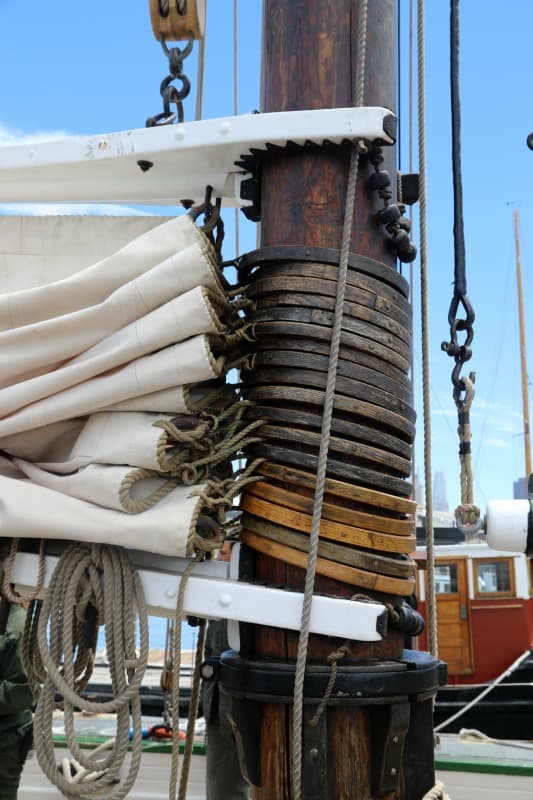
left=422, top=780, right=451, bottom=800
left=417, top=0, right=438, bottom=659
left=291, top=5, right=368, bottom=798
left=2, top=537, right=47, bottom=604
left=455, top=374, right=480, bottom=526
left=168, top=554, right=203, bottom=800
left=177, top=618, right=207, bottom=800
left=32, top=543, right=149, bottom=799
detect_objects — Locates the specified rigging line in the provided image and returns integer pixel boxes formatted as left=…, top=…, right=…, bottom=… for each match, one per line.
left=195, top=0, right=207, bottom=120
left=417, top=0, right=438, bottom=657
left=408, top=0, right=416, bottom=488
left=397, top=1, right=402, bottom=173
left=450, top=0, right=466, bottom=296
left=233, top=0, right=240, bottom=260
left=473, top=249, right=513, bottom=475
left=291, top=4, right=369, bottom=798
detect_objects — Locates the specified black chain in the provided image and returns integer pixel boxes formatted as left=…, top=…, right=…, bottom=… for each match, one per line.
left=441, top=0, right=475, bottom=409
left=367, top=145, right=418, bottom=264
left=146, top=33, right=194, bottom=127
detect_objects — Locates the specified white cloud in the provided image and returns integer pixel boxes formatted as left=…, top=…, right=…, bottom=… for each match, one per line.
left=484, top=438, right=511, bottom=449
left=0, top=203, right=151, bottom=216
left=0, top=123, right=70, bottom=145
left=0, top=122, right=152, bottom=217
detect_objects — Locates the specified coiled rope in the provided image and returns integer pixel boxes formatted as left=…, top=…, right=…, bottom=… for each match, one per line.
left=31, top=543, right=149, bottom=799
left=291, top=3, right=368, bottom=798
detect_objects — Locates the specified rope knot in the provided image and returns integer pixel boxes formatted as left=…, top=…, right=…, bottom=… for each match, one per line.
left=326, top=644, right=351, bottom=665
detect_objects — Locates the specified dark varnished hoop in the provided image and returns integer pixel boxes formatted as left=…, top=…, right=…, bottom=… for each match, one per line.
left=238, top=246, right=410, bottom=298
left=249, top=306, right=412, bottom=364
left=256, top=423, right=411, bottom=476
left=252, top=319, right=410, bottom=375
left=243, top=260, right=412, bottom=320
left=242, top=365, right=416, bottom=425
left=247, top=442, right=413, bottom=497
left=245, top=384, right=415, bottom=442
left=247, top=275, right=411, bottom=337
left=246, top=404, right=412, bottom=459
left=246, top=350, right=413, bottom=406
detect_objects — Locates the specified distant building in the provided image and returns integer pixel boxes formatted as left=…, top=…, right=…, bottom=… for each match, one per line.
left=413, top=472, right=424, bottom=506
left=513, top=477, right=527, bottom=500
left=433, top=471, right=449, bottom=512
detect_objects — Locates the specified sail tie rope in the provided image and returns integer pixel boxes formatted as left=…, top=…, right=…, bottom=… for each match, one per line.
left=291, top=3, right=369, bottom=798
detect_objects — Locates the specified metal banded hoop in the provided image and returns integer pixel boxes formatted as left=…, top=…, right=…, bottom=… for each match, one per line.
left=149, top=0, right=206, bottom=41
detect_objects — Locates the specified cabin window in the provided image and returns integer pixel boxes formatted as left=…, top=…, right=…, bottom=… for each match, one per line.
left=474, top=558, right=515, bottom=597
left=435, top=564, right=458, bottom=594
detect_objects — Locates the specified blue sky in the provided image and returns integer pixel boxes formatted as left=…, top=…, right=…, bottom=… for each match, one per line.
left=0, top=1, right=532, bottom=515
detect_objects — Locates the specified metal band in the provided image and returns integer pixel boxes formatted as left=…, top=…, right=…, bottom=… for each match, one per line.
left=220, top=649, right=445, bottom=703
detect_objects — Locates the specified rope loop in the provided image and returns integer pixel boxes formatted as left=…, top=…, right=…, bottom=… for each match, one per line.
left=31, top=543, right=149, bottom=799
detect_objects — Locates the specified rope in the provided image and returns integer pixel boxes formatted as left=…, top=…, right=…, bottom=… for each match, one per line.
left=457, top=727, right=533, bottom=752
left=168, top=554, right=202, bottom=800
left=194, top=1, right=206, bottom=120
left=233, top=0, right=241, bottom=261
left=177, top=618, right=207, bottom=799
left=417, top=0, right=438, bottom=659
left=2, top=537, right=47, bottom=604
left=32, top=543, right=149, bottom=799
left=291, top=4, right=368, bottom=798
left=422, top=780, right=451, bottom=800
left=309, top=644, right=351, bottom=727
left=434, top=648, right=531, bottom=733
left=454, top=374, right=480, bottom=527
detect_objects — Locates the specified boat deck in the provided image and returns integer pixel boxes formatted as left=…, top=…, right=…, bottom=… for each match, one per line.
left=19, top=715, right=533, bottom=800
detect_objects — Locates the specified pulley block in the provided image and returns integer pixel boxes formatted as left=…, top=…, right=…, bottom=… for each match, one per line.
left=149, top=0, right=206, bottom=41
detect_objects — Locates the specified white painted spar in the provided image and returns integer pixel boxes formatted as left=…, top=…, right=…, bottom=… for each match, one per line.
left=0, top=107, right=395, bottom=205
left=5, top=545, right=386, bottom=641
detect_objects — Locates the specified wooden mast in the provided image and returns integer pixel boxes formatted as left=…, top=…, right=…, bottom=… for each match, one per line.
left=513, top=208, right=532, bottom=481
left=222, top=2, right=442, bottom=798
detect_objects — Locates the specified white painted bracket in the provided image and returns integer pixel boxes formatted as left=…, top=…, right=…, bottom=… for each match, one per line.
left=0, top=107, right=395, bottom=206
left=5, top=545, right=386, bottom=642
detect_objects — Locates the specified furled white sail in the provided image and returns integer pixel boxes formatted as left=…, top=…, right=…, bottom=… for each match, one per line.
left=0, top=473, right=208, bottom=556
left=0, top=212, right=247, bottom=556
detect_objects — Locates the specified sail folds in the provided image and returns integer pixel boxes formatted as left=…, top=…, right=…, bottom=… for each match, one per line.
left=0, top=214, right=250, bottom=556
